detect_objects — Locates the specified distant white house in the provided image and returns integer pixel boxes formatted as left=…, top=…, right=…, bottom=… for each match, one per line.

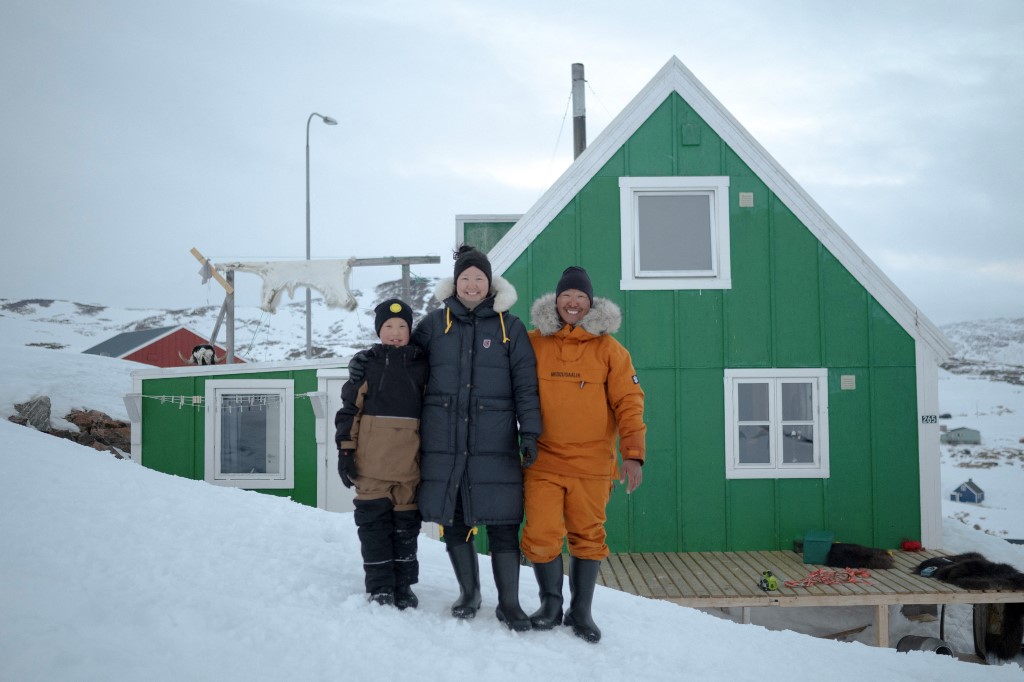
left=940, top=427, right=981, bottom=445
left=950, top=479, right=985, bottom=504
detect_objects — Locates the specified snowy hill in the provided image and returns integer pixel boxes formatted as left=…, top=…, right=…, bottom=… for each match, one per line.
left=941, top=318, right=1024, bottom=385
left=3, top=416, right=1024, bottom=680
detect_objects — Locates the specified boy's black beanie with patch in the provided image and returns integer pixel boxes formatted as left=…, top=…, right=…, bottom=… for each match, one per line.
left=374, top=298, right=413, bottom=336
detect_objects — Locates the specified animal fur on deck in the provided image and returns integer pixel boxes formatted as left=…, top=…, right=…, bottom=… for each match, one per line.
left=915, top=552, right=1024, bottom=660
left=825, top=543, right=895, bottom=570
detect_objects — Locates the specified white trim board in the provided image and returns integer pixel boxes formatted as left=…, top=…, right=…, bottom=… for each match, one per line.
left=486, top=56, right=953, bottom=361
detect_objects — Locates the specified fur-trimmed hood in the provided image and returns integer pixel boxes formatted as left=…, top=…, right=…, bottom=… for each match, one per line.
left=434, top=275, right=518, bottom=313
left=530, top=292, right=622, bottom=336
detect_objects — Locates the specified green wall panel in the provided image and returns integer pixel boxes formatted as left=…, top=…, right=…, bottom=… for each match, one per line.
left=624, top=99, right=675, bottom=176
left=727, top=480, right=777, bottom=549
left=678, top=369, right=727, bottom=551
left=724, top=193, right=772, bottom=366
left=628, top=290, right=676, bottom=369
left=676, top=291, right=724, bottom=369
left=772, top=203, right=821, bottom=367
left=824, top=369, right=875, bottom=544
left=529, top=205, right=577, bottom=294
left=141, top=377, right=197, bottom=478
left=777, top=479, right=826, bottom=550
left=870, top=367, right=920, bottom=546
left=628, top=369, right=678, bottom=551
left=672, top=94, right=722, bottom=175
left=821, top=252, right=870, bottom=367
left=869, top=300, right=916, bottom=367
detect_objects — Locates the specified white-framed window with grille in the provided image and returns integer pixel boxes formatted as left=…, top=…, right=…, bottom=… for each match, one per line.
left=204, top=379, right=294, bottom=489
left=619, top=176, right=731, bottom=290
left=723, top=369, right=829, bottom=479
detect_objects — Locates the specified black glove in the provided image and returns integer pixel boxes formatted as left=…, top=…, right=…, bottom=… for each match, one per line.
left=520, top=435, right=538, bottom=468
left=347, top=349, right=371, bottom=384
left=338, top=449, right=356, bottom=488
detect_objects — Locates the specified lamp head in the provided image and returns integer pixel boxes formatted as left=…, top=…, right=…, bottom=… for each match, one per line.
left=323, top=116, right=338, bottom=125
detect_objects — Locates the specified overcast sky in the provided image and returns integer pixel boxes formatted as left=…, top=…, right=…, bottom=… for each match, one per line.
left=2, top=0, right=1022, bottom=325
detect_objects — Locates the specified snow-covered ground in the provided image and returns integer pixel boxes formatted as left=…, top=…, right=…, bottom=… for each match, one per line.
left=2, top=306, right=1024, bottom=679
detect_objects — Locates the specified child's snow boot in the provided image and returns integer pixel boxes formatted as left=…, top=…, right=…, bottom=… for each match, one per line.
left=562, top=557, right=602, bottom=643
left=491, top=551, right=532, bottom=631
left=528, top=557, right=564, bottom=630
left=446, top=541, right=482, bottom=619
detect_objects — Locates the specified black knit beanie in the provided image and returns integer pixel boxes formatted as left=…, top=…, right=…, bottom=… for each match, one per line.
left=556, top=266, right=593, bottom=304
left=374, top=298, right=413, bottom=336
left=453, top=245, right=492, bottom=288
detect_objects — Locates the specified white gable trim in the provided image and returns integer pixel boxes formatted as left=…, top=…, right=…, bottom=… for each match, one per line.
left=487, top=56, right=953, bottom=360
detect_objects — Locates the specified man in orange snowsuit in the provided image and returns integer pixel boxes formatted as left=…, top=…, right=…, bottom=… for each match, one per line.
left=521, top=266, right=646, bottom=643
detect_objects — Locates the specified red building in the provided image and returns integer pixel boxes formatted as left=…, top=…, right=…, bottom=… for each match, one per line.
left=82, top=326, right=243, bottom=367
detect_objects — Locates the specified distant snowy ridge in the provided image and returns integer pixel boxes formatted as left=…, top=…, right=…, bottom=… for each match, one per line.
left=941, top=318, right=1024, bottom=386
left=0, top=276, right=438, bottom=364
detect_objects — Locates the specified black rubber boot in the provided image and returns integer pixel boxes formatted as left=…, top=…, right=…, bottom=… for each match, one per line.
left=562, top=557, right=602, bottom=643
left=392, top=510, right=421, bottom=610
left=447, top=541, right=482, bottom=619
left=528, top=557, right=565, bottom=630
left=491, top=551, right=531, bottom=631
left=354, top=498, right=395, bottom=604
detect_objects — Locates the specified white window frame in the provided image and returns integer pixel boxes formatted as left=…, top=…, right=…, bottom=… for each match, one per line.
left=204, top=379, right=294, bottom=489
left=619, top=176, right=731, bottom=290
left=723, top=368, right=829, bottom=480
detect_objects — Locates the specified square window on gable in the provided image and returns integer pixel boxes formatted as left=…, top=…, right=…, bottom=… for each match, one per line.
left=619, top=176, right=731, bottom=290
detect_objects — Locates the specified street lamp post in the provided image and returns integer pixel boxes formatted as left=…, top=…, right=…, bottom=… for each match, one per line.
left=305, top=112, right=337, bottom=359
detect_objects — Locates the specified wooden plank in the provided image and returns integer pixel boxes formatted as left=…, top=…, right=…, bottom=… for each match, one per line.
left=631, top=554, right=670, bottom=599
left=597, top=558, right=621, bottom=591
left=689, top=552, right=742, bottom=597
left=612, top=554, right=651, bottom=597
left=659, top=552, right=726, bottom=599
left=663, top=551, right=722, bottom=597
left=650, top=552, right=696, bottom=598
left=604, top=554, right=639, bottom=595
left=701, top=552, right=760, bottom=598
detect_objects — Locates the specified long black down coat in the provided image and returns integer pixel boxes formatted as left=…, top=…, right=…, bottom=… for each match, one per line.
left=412, top=275, right=542, bottom=527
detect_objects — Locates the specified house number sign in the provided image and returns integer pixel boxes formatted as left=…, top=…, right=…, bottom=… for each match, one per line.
left=921, top=415, right=938, bottom=424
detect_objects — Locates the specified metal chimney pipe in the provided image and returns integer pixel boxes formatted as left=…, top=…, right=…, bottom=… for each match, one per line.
left=572, top=63, right=586, bottom=158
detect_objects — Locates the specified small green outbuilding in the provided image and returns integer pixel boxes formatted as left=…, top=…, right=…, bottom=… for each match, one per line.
left=462, top=56, right=953, bottom=553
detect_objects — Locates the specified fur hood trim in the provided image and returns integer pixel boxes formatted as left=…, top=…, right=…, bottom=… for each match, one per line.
left=434, top=274, right=518, bottom=313
left=530, top=292, right=622, bottom=336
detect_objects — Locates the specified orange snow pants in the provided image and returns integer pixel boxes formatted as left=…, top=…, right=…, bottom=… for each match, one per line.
left=521, top=468, right=613, bottom=564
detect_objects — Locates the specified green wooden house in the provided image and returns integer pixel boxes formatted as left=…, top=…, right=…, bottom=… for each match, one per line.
left=126, top=359, right=356, bottom=514
left=463, top=57, right=953, bottom=553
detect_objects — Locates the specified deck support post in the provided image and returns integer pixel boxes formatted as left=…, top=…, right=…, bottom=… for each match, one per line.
left=874, top=605, right=889, bottom=647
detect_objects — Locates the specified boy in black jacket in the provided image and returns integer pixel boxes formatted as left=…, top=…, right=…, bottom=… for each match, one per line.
left=334, top=299, right=429, bottom=608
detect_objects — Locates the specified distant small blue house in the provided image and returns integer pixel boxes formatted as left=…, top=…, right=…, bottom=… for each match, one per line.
left=950, top=479, right=984, bottom=504
left=940, top=427, right=981, bottom=445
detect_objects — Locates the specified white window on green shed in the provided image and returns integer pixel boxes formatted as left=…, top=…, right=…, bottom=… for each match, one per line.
left=723, top=369, right=829, bottom=479
left=619, top=176, right=731, bottom=290
left=204, top=379, right=294, bottom=489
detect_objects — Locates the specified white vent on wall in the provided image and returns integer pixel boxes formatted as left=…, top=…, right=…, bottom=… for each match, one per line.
left=840, top=375, right=856, bottom=391
left=738, top=192, right=754, bottom=207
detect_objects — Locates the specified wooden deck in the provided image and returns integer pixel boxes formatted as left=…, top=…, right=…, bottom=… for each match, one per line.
left=581, top=550, right=1024, bottom=647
